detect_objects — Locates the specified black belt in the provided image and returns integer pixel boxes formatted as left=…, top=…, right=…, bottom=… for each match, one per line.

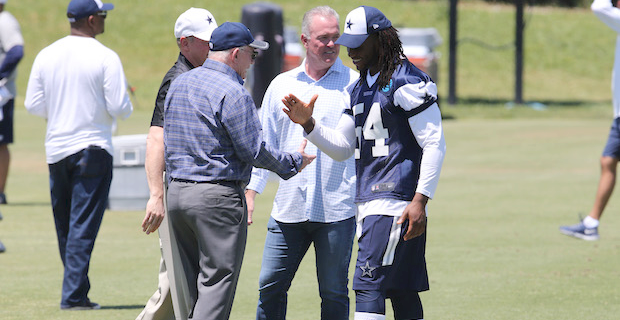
left=170, top=178, right=242, bottom=189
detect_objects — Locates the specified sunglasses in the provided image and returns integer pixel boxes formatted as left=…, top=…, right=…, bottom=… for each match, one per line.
left=240, top=48, right=258, bottom=61
left=95, top=11, right=107, bottom=19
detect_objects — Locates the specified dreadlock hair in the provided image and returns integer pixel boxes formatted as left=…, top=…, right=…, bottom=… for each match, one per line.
left=375, top=26, right=405, bottom=90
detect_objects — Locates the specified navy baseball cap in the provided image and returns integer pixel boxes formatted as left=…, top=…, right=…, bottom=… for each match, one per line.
left=209, top=22, right=269, bottom=51
left=336, top=6, right=392, bottom=49
left=67, top=0, right=114, bottom=22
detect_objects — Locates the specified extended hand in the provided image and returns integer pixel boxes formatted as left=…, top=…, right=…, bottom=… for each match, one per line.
left=282, top=94, right=318, bottom=133
left=297, top=139, right=316, bottom=171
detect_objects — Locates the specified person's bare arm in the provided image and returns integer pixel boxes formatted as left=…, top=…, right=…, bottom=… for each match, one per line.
left=245, top=189, right=257, bottom=225
left=142, top=126, right=165, bottom=234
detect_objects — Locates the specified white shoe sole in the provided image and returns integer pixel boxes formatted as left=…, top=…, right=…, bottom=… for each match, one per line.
left=560, top=229, right=599, bottom=241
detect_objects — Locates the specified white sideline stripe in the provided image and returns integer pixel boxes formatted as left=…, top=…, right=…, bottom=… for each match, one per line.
left=382, top=216, right=401, bottom=266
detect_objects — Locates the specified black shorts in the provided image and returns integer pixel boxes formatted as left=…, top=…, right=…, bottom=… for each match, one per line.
left=0, top=99, right=14, bottom=144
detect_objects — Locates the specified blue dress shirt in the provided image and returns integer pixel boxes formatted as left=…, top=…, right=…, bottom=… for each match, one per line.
left=164, top=59, right=302, bottom=183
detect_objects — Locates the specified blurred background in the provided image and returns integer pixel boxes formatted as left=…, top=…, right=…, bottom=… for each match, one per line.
left=8, top=0, right=616, bottom=114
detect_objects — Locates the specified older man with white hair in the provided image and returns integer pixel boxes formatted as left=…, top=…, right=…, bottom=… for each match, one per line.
left=164, top=22, right=315, bottom=320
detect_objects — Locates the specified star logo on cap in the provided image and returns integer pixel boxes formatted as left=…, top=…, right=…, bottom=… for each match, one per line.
left=346, top=19, right=353, bottom=30
left=360, top=261, right=377, bottom=278
left=207, top=16, right=213, bottom=24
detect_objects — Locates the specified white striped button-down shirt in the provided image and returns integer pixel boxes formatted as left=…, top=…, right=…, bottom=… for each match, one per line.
left=247, top=58, right=358, bottom=223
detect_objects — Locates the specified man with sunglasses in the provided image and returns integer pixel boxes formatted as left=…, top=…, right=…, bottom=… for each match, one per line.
left=164, top=22, right=315, bottom=320
left=24, top=0, right=132, bottom=310
left=137, top=7, right=217, bottom=320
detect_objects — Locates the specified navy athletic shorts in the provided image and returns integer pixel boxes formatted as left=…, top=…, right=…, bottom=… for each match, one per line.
left=603, top=117, right=620, bottom=159
left=353, top=214, right=429, bottom=293
left=0, top=99, right=14, bottom=144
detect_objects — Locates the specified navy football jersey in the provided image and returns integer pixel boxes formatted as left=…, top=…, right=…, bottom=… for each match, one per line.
left=345, top=59, right=437, bottom=203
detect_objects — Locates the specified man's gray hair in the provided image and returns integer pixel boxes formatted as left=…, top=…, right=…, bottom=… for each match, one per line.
left=207, top=48, right=230, bottom=58
left=208, top=48, right=235, bottom=60
left=301, top=6, right=339, bottom=37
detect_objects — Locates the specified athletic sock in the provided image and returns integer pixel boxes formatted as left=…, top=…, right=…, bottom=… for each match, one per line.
left=583, top=216, right=599, bottom=228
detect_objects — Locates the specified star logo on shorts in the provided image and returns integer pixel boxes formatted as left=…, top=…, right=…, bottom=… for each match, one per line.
left=360, top=261, right=377, bottom=278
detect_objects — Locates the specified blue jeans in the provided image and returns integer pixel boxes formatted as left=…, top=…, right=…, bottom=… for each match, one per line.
left=49, top=146, right=112, bottom=308
left=256, top=216, right=355, bottom=320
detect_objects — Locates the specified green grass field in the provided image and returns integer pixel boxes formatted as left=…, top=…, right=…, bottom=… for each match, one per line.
left=2, top=0, right=620, bottom=319
left=2, top=107, right=620, bottom=319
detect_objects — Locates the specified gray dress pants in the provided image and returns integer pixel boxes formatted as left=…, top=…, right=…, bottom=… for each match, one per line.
left=166, top=180, right=247, bottom=320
